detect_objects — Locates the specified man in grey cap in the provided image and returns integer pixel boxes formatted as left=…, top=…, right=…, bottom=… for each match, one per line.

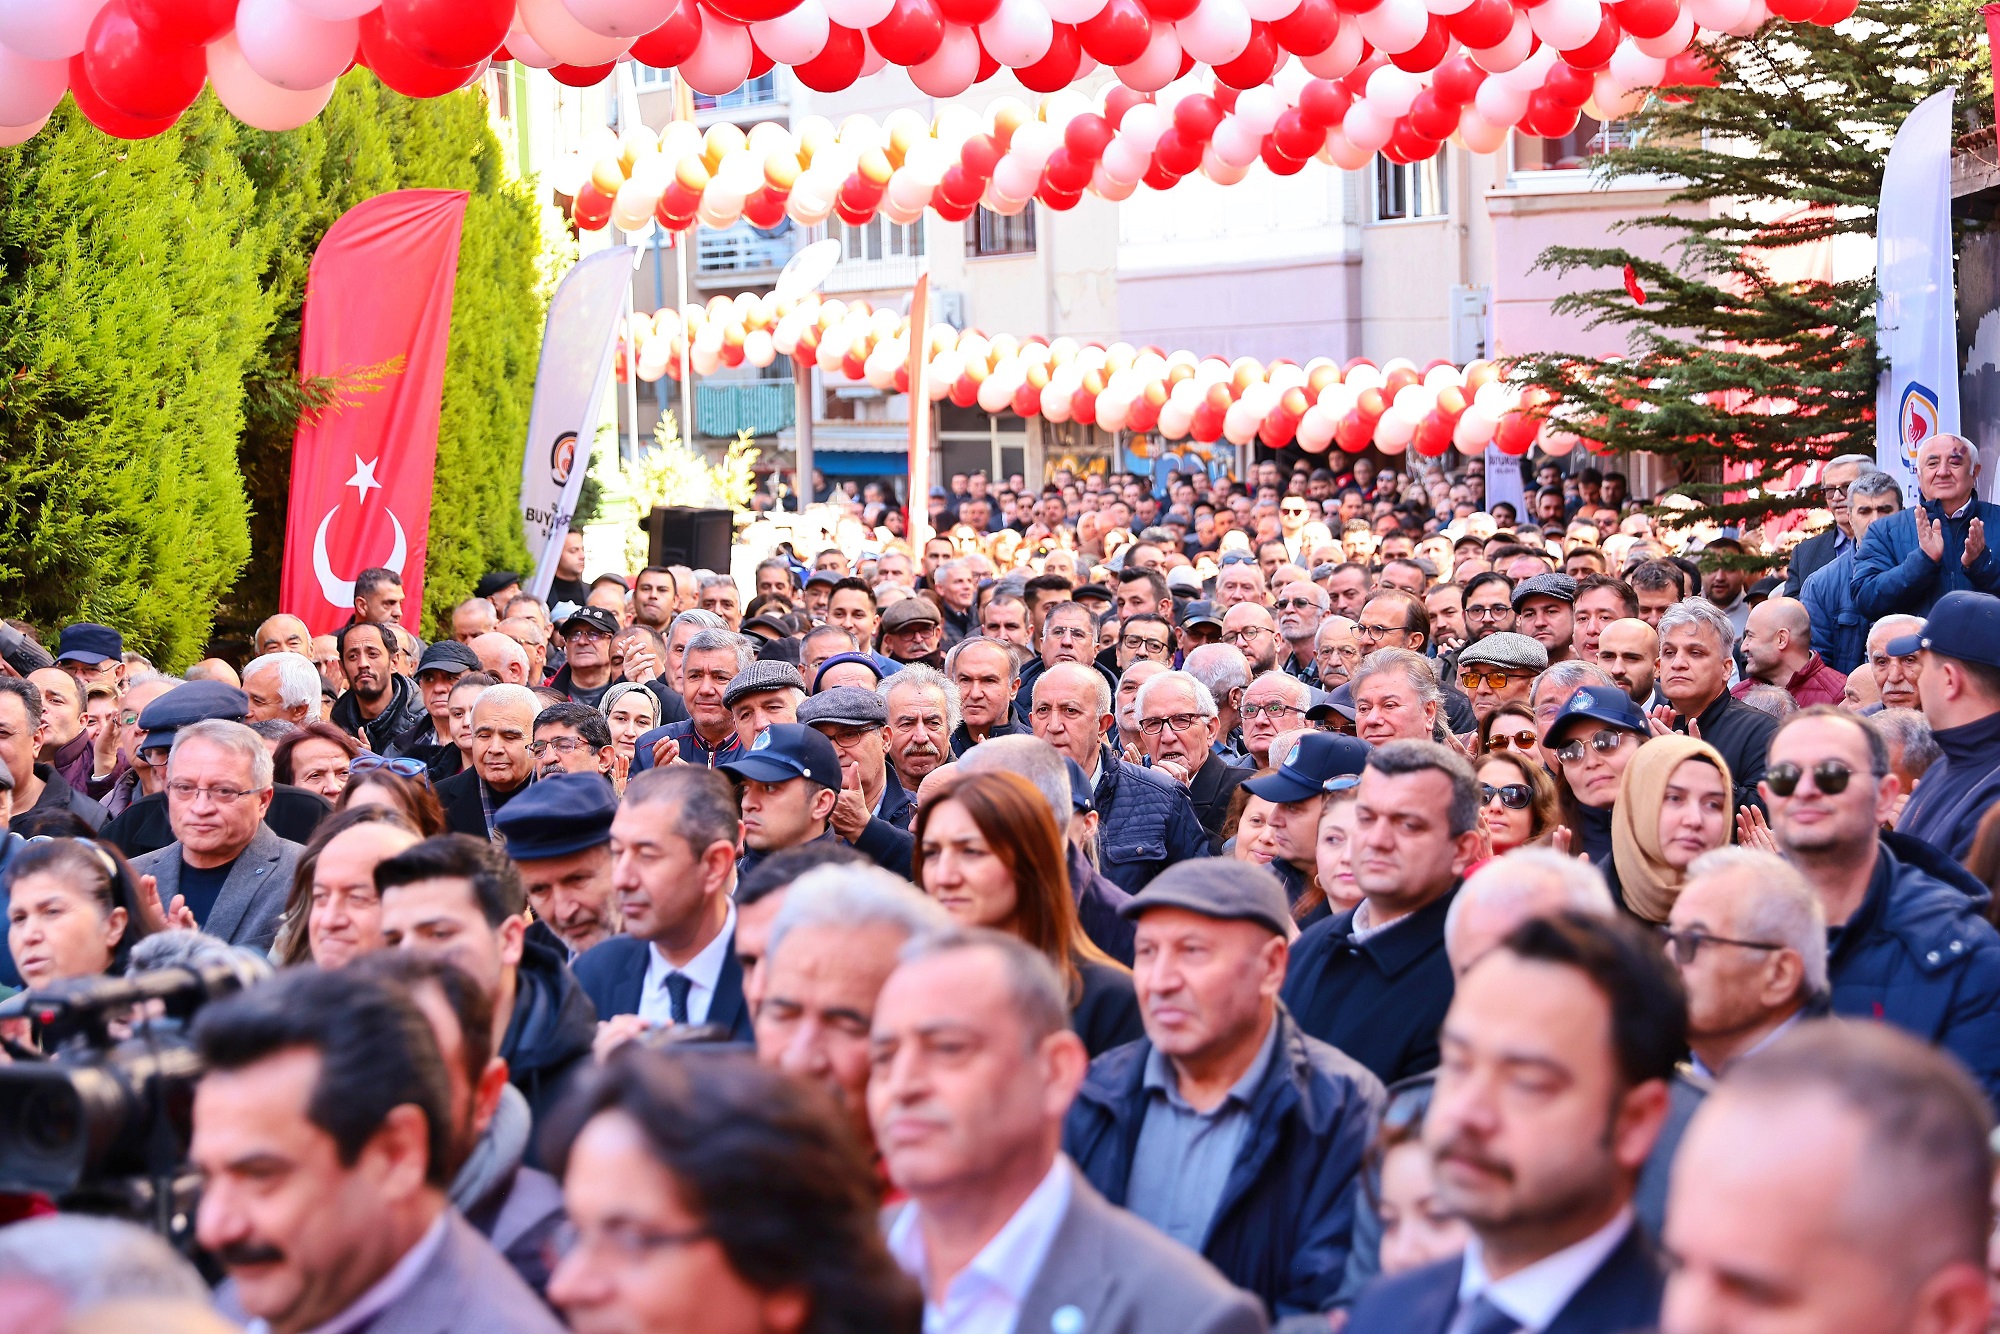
left=723, top=660, right=806, bottom=754
left=1064, top=857, right=1383, bottom=1322
left=1452, top=631, right=1547, bottom=727
left=879, top=597, right=945, bottom=669
left=1513, top=572, right=1579, bottom=664
left=395, top=639, right=483, bottom=780
left=798, top=686, right=915, bottom=874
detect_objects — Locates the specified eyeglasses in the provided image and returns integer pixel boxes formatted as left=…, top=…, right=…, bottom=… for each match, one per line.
left=1223, top=627, right=1273, bottom=644
left=1356, top=621, right=1407, bottom=643
left=1487, top=730, right=1538, bottom=754
left=1138, top=712, right=1207, bottom=735
left=1553, top=728, right=1633, bottom=765
left=1281, top=505, right=1309, bottom=516
left=166, top=781, right=267, bottom=804
left=566, top=626, right=611, bottom=644
left=1460, top=670, right=1528, bottom=691
left=544, top=1219, right=712, bottom=1270
left=1274, top=597, right=1320, bottom=611
left=1765, top=759, right=1864, bottom=798
left=1480, top=782, right=1533, bottom=811
left=1121, top=637, right=1171, bottom=655
left=1659, top=927, right=1785, bottom=967
left=1322, top=774, right=1360, bottom=793
left=528, top=736, right=596, bottom=755
left=1240, top=701, right=1306, bottom=720
left=349, top=754, right=430, bottom=782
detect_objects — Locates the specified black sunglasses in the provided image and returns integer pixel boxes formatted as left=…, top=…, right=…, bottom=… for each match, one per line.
left=1480, top=782, right=1533, bottom=811
left=1765, top=759, right=1861, bottom=798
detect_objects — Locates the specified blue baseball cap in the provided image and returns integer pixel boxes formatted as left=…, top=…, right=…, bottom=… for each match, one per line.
left=493, top=771, right=617, bottom=860
left=1885, top=591, right=2000, bottom=668
left=55, top=623, right=122, bottom=666
left=1544, top=684, right=1649, bottom=747
left=1065, top=755, right=1097, bottom=815
left=812, top=651, right=885, bottom=692
left=718, top=723, right=843, bottom=792
left=1244, top=731, right=1370, bottom=804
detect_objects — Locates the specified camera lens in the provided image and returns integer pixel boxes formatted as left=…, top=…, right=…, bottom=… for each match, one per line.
left=20, top=1083, right=82, bottom=1158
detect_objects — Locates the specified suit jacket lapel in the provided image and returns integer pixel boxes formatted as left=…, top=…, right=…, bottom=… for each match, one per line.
left=1016, top=1174, right=1118, bottom=1334
left=709, top=933, right=749, bottom=1039
left=205, top=826, right=276, bottom=945
left=1545, top=1221, right=1665, bottom=1334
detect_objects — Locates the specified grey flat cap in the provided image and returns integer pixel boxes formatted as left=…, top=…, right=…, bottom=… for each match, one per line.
left=1511, top=572, right=1578, bottom=608
left=1457, top=632, right=1549, bottom=673
left=722, top=660, right=806, bottom=710
left=797, top=685, right=888, bottom=730
left=1118, top=856, right=1293, bottom=939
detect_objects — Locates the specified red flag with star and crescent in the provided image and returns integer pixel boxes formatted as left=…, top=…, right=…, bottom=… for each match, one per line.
left=279, top=189, right=469, bottom=635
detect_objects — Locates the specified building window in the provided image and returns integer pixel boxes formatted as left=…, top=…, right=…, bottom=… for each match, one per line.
left=833, top=215, right=924, bottom=264
left=1514, top=114, right=1637, bottom=172
left=966, top=206, right=1036, bottom=257
left=1374, top=150, right=1448, bottom=221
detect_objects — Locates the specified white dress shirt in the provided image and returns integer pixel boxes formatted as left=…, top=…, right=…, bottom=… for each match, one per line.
left=247, top=1210, right=448, bottom=1334
left=639, top=900, right=736, bottom=1027
left=1452, top=1207, right=1634, bottom=1333
left=887, top=1156, right=1074, bottom=1334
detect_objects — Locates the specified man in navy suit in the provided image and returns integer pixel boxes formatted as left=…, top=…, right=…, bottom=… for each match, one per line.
left=1345, top=912, right=1684, bottom=1334
left=572, top=765, right=751, bottom=1044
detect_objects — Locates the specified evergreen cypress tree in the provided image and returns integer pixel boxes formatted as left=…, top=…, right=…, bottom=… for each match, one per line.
left=1512, top=0, right=1986, bottom=553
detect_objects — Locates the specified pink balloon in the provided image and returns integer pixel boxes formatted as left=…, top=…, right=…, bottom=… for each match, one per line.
left=291, top=0, right=380, bottom=17
left=0, top=112, right=47, bottom=143
left=206, top=29, right=334, bottom=129
left=677, top=15, right=751, bottom=91
left=909, top=20, right=979, bottom=93
left=1111, top=15, right=1178, bottom=90
left=517, top=0, right=634, bottom=62
left=1172, top=0, right=1249, bottom=64
left=560, top=0, right=677, bottom=37
left=0, top=41, right=69, bottom=126
left=978, top=0, right=1052, bottom=65
left=751, top=0, right=829, bottom=62
left=235, top=0, right=356, bottom=89
left=0, top=0, right=109, bottom=60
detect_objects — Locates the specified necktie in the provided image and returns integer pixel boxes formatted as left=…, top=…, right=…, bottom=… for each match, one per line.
left=1459, top=1295, right=1520, bottom=1334
left=664, top=971, right=693, bottom=1025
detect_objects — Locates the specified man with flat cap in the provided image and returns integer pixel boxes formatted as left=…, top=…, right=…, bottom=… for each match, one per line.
left=879, top=598, right=945, bottom=669
left=395, top=639, right=483, bottom=781
left=1243, top=732, right=1370, bottom=923
left=1512, top=572, right=1579, bottom=665
left=797, top=686, right=916, bottom=874
left=1065, top=857, right=1383, bottom=1322
left=495, top=771, right=623, bottom=959
left=719, top=723, right=845, bottom=879
left=722, top=660, right=805, bottom=754
left=102, top=681, right=331, bottom=858
left=1888, top=590, right=2000, bottom=861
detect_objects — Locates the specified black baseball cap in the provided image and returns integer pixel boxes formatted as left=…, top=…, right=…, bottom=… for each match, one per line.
left=560, top=606, right=620, bottom=638
left=1886, top=591, right=2000, bottom=668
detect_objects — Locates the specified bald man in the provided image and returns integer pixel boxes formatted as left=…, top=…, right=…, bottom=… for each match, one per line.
left=496, top=617, right=548, bottom=685
left=470, top=632, right=532, bottom=686
left=27, top=667, right=91, bottom=789
left=254, top=614, right=313, bottom=659
left=1735, top=596, right=1846, bottom=708
left=1597, top=617, right=1661, bottom=707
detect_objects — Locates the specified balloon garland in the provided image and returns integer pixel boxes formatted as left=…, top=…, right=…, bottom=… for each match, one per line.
left=622, top=291, right=1584, bottom=455
left=0, top=0, right=1853, bottom=144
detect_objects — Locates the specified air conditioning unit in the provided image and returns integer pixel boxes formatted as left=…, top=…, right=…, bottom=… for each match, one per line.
left=931, top=288, right=967, bottom=329
left=1451, top=285, right=1490, bottom=362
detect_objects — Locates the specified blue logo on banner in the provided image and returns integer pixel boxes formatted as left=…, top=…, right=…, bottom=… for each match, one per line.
left=1899, top=382, right=1941, bottom=465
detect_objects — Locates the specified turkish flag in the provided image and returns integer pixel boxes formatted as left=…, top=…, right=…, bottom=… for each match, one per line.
left=280, top=189, right=469, bottom=635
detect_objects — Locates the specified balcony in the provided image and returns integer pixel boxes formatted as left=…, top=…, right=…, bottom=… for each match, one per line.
left=694, top=73, right=780, bottom=112
left=697, top=221, right=797, bottom=279
left=697, top=380, right=795, bottom=440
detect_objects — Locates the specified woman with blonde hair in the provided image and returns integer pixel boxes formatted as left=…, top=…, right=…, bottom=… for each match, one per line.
left=913, top=769, right=1142, bottom=1056
left=1606, top=734, right=1734, bottom=923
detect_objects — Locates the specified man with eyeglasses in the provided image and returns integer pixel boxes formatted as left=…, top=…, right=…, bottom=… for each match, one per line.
left=1221, top=603, right=1282, bottom=676
left=1133, top=670, right=1250, bottom=851
left=1855, top=431, right=2000, bottom=620
left=1016, top=599, right=1111, bottom=720
left=1454, top=633, right=1546, bottom=726
left=53, top=622, right=126, bottom=698
left=547, top=606, right=623, bottom=709
left=1665, top=847, right=1827, bottom=1080
left=1458, top=572, right=1517, bottom=649
left=1881, top=591, right=2000, bottom=863
left=529, top=702, right=615, bottom=783
left=799, top=686, right=918, bottom=875
left=1272, top=581, right=1329, bottom=686
left=1760, top=706, right=2000, bottom=1103
left=1117, top=615, right=1176, bottom=672
left=1239, top=672, right=1312, bottom=769
left=131, top=718, right=300, bottom=950
left=1803, top=469, right=1903, bottom=673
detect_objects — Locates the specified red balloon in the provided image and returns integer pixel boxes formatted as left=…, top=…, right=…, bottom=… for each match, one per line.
left=1542, top=61, right=1595, bottom=106
left=835, top=195, right=875, bottom=227
left=1445, top=0, right=1513, bottom=47
left=1140, top=0, right=1199, bottom=20
left=573, top=180, right=616, bottom=229
left=961, top=132, right=1000, bottom=177
left=1043, top=145, right=1093, bottom=191
left=82, top=0, right=205, bottom=122
left=1103, top=84, right=1151, bottom=128
left=869, top=0, right=945, bottom=63
left=1212, top=21, right=1277, bottom=88
left=1128, top=395, right=1161, bottom=432
left=381, top=0, right=509, bottom=67
left=1662, top=47, right=1717, bottom=99
left=1141, top=160, right=1182, bottom=190
left=1495, top=412, right=1539, bottom=455
left=1175, top=47, right=1195, bottom=78
left=1010, top=381, right=1039, bottom=417
left=1404, top=88, right=1457, bottom=140
left=1296, top=78, right=1350, bottom=127
left=938, top=164, right=982, bottom=205
left=1064, top=111, right=1114, bottom=159
left=1387, top=13, right=1448, bottom=71
left=1270, top=107, right=1322, bottom=158
left=67, top=51, right=179, bottom=138
left=1413, top=412, right=1452, bottom=457
left=1190, top=401, right=1225, bottom=442
left=1079, top=0, right=1151, bottom=63
left=631, top=0, right=704, bottom=64
left=742, top=187, right=788, bottom=228
left=706, top=0, right=805, bottom=22
left=748, top=37, right=774, bottom=74
left=1271, top=0, right=1338, bottom=52
left=1016, top=20, right=1080, bottom=90
left=1259, top=135, right=1308, bottom=174
left=1811, top=0, right=1857, bottom=21
left=974, top=39, right=1000, bottom=79
left=362, top=11, right=488, bottom=94
left=1210, top=82, right=1237, bottom=112
left=939, top=0, right=1003, bottom=22
left=1520, top=88, right=1580, bottom=137
left=1149, top=126, right=1201, bottom=174
left=1069, top=388, right=1096, bottom=426
left=1172, top=92, right=1223, bottom=140
left=1430, top=53, right=1484, bottom=103
left=1559, top=12, right=1619, bottom=69
left=1610, top=0, right=1677, bottom=37
left=1335, top=412, right=1372, bottom=453
left=1332, top=0, right=1378, bottom=11
left=934, top=196, right=979, bottom=222
left=794, top=22, right=865, bottom=89
left=1766, top=0, right=1819, bottom=17
left=549, top=59, right=616, bottom=87
left=126, top=0, right=233, bottom=46
left=1261, top=410, right=1298, bottom=449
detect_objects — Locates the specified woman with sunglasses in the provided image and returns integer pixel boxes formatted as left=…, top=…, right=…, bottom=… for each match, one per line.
left=336, top=758, right=447, bottom=837
left=6, top=838, right=151, bottom=990
left=601, top=681, right=662, bottom=793
left=1607, top=736, right=1733, bottom=923
left=1545, top=690, right=1651, bottom=862
left=1474, top=751, right=1560, bottom=857
left=1477, top=701, right=1542, bottom=767
left=272, top=721, right=363, bottom=802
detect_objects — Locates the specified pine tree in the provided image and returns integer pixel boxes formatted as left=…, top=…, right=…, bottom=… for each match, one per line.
left=1512, top=0, right=1987, bottom=556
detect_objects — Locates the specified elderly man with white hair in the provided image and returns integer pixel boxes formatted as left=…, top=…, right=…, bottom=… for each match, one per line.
left=1183, top=642, right=1252, bottom=764
left=1855, top=431, right=2000, bottom=619
left=1133, top=669, right=1250, bottom=851
left=240, top=652, right=322, bottom=726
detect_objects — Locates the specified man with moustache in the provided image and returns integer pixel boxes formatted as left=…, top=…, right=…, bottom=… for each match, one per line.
left=330, top=621, right=426, bottom=754
left=1864, top=614, right=1927, bottom=713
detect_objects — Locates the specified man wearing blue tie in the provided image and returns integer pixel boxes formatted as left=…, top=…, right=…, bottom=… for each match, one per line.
left=1344, top=912, right=1684, bottom=1334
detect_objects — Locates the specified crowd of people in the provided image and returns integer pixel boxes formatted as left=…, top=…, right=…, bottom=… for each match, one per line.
left=4, top=432, right=2000, bottom=1333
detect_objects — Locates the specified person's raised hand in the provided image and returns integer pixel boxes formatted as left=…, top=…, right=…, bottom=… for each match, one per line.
left=1917, top=506, right=1945, bottom=562
left=1736, top=804, right=1779, bottom=855
left=650, top=735, right=681, bottom=770
left=1965, top=517, right=1988, bottom=568
left=622, top=644, right=661, bottom=684
left=1647, top=705, right=1678, bottom=737
left=831, top=786, right=871, bottom=842
left=593, top=1013, right=654, bottom=1062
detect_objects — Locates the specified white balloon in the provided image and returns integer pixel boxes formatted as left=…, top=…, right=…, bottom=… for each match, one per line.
left=911, top=21, right=980, bottom=94
left=1593, top=72, right=1646, bottom=117
left=562, top=0, right=676, bottom=38
left=1341, top=98, right=1394, bottom=152
left=678, top=18, right=752, bottom=94
left=0, top=112, right=47, bottom=144
left=1527, top=0, right=1599, bottom=47
left=0, top=0, right=107, bottom=61
left=825, top=0, right=895, bottom=24
left=1100, top=134, right=1150, bottom=181
left=750, top=0, right=828, bottom=62
left=1242, top=0, right=1299, bottom=20
left=1044, top=0, right=1107, bottom=22
left=1723, top=0, right=1767, bottom=35
left=1174, top=0, right=1250, bottom=65
left=292, top=0, right=378, bottom=16
left=978, top=0, right=1053, bottom=64
left=1425, top=0, right=1474, bottom=14
left=1456, top=105, right=1507, bottom=151
left=1233, top=84, right=1286, bottom=134
left=1632, top=6, right=1693, bottom=56
left=1272, top=54, right=1311, bottom=101
left=519, top=0, right=635, bottom=63
left=1472, top=74, right=1528, bottom=124
left=0, top=42, right=66, bottom=128
left=505, top=23, right=564, bottom=66
left=1468, top=10, right=1532, bottom=71
left=1364, top=64, right=1422, bottom=116
left=1608, top=39, right=1667, bottom=86
left=1114, top=17, right=1181, bottom=91
left=207, top=31, right=337, bottom=131
left=1010, top=117, right=1060, bottom=168
left=235, top=0, right=357, bottom=91
left=1298, top=15, right=1362, bottom=75
left=1210, top=114, right=1262, bottom=166
left=1201, top=145, right=1250, bottom=184
left=1684, top=0, right=1749, bottom=29
left=1118, top=99, right=1170, bottom=152
left=1355, top=0, right=1427, bottom=55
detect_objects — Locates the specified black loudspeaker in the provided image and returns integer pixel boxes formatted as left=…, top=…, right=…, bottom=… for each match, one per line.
left=647, top=507, right=734, bottom=571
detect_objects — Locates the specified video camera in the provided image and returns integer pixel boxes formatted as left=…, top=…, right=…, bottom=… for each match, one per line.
left=0, top=958, right=262, bottom=1247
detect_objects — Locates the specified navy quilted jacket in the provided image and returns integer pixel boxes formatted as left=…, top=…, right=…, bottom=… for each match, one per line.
left=1091, top=745, right=1214, bottom=895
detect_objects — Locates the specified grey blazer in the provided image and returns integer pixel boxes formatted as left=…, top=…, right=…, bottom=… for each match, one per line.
left=220, top=1209, right=566, bottom=1334
left=131, top=823, right=300, bottom=952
